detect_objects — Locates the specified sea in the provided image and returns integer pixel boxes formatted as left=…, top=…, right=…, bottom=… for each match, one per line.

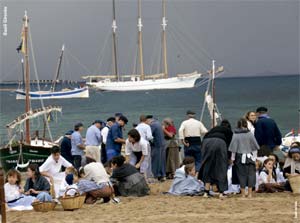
left=0, top=75, right=299, bottom=144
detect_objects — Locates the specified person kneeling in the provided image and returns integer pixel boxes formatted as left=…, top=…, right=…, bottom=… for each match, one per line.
left=110, top=155, right=150, bottom=197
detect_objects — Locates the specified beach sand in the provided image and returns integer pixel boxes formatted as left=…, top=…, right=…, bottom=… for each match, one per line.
left=6, top=181, right=299, bottom=223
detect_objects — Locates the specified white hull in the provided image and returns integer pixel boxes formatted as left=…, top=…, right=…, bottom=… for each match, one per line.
left=15, top=87, right=89, bottom=100
left=87, top=73, right=201, bottom=91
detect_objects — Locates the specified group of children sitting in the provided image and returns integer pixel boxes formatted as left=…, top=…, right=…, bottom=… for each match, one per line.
left=4, top=147, right=150, bottom=211
left=4, top=141, right=300, bottom=211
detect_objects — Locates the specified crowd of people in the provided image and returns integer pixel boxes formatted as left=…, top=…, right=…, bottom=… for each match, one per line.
left=4, top=107, right=300, bottom=211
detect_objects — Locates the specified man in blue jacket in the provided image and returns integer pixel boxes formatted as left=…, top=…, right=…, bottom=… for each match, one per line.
left=254, top=107, right=282, bottom=156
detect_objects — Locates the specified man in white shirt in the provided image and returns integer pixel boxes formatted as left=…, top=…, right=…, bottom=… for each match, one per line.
left=85, top=120, right=102, bottom=162
left=101, top=117, right=116, bottom=164
left=40, top=146, right=73, bottom=198
left=136, top=115, right=153, bottom=142
left=178, top=110, right=208, bottom=173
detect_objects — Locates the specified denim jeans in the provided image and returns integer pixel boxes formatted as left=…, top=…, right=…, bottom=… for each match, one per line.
left=36, top=192, right=52, bottom=202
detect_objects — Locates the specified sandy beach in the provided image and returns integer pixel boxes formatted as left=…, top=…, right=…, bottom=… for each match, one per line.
left=5, top=180, right=299, bottom=223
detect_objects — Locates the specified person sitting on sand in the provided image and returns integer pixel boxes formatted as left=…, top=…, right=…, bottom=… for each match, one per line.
left=4, top=169, right=36, bottom=211
left=58, top=166, right=78, bottom=197
left=125, top=129, right=151, bottom=178
left=229, top=118, right=260, bottom=198
left=39, top=146, right=73, bottom=198
left=110, top=155, right=150, bottom=197
left=168, top=158, right=204, bottom=196
left=283, top=143, right=300, bottom=192
left=268, top=153, right=286, bottom=183
left=257, top=158, right=286, bottom=193
left=24, top=164, right=52, bottom=202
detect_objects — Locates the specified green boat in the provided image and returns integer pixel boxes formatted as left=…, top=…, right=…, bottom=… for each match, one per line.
left=0, top=12, right=62, bottom=172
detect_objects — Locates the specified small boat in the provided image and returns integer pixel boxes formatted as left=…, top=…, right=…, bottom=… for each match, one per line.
left=15, top=87, right=89, bottom=99
left=16, top=45, right=89, bottom=99
left=0, top=12, right=62, bottom=172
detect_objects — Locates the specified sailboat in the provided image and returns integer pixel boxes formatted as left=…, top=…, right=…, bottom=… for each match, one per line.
left=82, top=0, right=210, bottom=91
left=0, top=12, right=62, bottom=172
left=15, top=44, right=89, bottom=99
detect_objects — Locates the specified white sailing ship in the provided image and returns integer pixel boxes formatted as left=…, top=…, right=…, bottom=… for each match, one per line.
left=82, top=0, right=215, bottom=91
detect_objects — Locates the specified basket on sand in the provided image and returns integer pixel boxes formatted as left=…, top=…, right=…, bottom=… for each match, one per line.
left=289, top=175, right=300, bottom=194
left=32, top=201, right=57, bottom=212
left=59, top=188, right=86, bottom=211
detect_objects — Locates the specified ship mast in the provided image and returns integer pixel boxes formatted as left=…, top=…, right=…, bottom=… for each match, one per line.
left=161, top=0, right=168, bottom=78
left=50, top=44, right=64, bottom=92
left=112, top=0, right=119, bottom=81
left=24, top=11, right=31, bottom=144
left=138, top=0, right=144, bottom=80
left=212, top=60, right=216, bottom=128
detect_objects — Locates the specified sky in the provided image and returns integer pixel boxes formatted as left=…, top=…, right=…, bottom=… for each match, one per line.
left=0, top=0, right=299, bottom=82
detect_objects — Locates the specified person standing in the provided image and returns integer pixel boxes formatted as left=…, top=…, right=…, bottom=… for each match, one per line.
left=71, top=122, right=85, bottom=169
left=228, top=118, right=260, bottom=198
left=146, top=115, right=166, bottom=181
left=101, top=117, right=116, bottom=164
left=162, top=118, right=180, bottom=179
left=254, top=107, right=282, bottom=157
left=178, top=110, right=208, bottom=173
left=60, top=130, right=73, bottom=164
left=199, top=120, right=233, bottom=198
left=85, top=120, right=102, bottom=162
left=136, top=115, right=153, bottom=142
left=244, top=111, right=256, bottom=134
left=106, top=115, right=128, bottom=161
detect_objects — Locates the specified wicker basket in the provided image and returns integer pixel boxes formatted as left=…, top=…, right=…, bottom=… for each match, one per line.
left=59, top=188, right=86, bottom=211
left=32, top=201, right=57, bottom=212
left=289, top=175, right=300, bottom=194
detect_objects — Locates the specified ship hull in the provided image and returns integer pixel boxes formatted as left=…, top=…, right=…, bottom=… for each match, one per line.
left=15, top=87, right=89, bottom=100
left=87, top=74, right=201, bottom=91
left=0, top=140, right=56, bottom=172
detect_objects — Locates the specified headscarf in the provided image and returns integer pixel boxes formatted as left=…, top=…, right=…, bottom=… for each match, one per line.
left=283, top=147, right=300, bottom=174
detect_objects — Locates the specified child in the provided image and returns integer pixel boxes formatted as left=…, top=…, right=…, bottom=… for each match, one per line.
left=255, top=160, right=262, bottom=191
left=24, top=164, right=52, bottom=202
left=5, top=169, right=35, bottom=211
left=168, top=161, right=204, bottom=196
left=269, top=153, right=286, bottom=183
left=229, top=118, right=259, bottom=198
left=257, top=158, right=285, bottom=193
left=58, top=166, right=78, bottom=197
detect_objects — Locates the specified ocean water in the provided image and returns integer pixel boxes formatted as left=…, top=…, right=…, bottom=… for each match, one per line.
left=0, top=75, right=299, bottom=144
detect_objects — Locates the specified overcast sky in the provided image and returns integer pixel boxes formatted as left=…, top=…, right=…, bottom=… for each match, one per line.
left=0, top=0, right=299, bottom=81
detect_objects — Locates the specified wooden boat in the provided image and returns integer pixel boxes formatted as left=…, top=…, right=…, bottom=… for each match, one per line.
left=0, top=12, right=62, bottom=172
left=16, top=44, right=89, bottom=99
